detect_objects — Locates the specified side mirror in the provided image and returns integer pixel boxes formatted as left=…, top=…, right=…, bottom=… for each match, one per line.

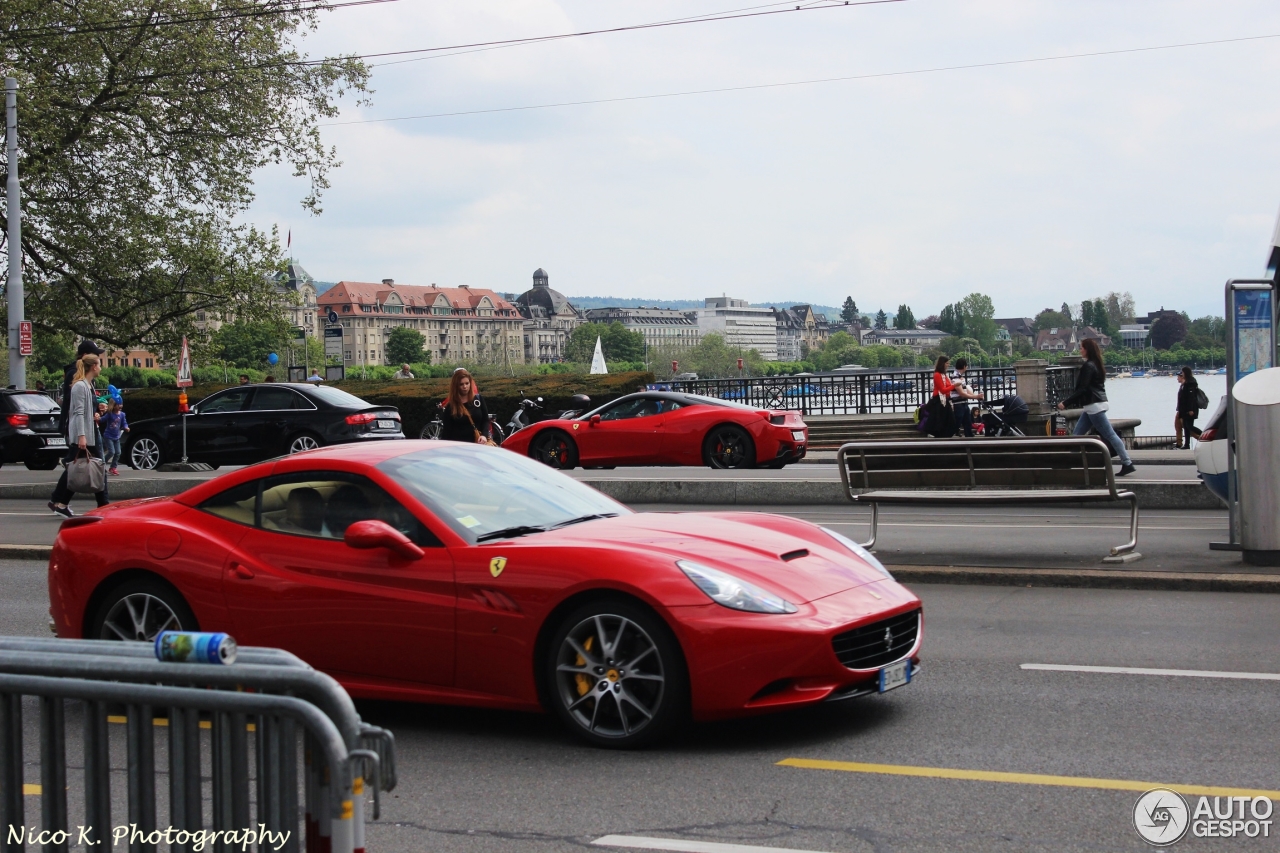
left=344, top=519, right=424, bottom=560
left=589, top=414, right=602, bottom=427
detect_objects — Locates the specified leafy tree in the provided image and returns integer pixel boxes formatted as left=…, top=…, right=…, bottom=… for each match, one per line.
left=874, top=310, right=889, bottom=330
left=1, top=0, right=370, bottom=356
left=209, top=319, right=289, bottom=369
left=1091, top=298, right=1113, bottom=335
left=1186, top=315, right=1224, bottom=349
left=385, top=327, right=428, bottom=366
left=566, top=322, right=645, bottom=363
left=1080, top=301, right=1094, bottom=328
left=959, top=293, right=997, bottom=352
left=893, top=305, right=916, bottom=329
left=676, top=332, right=766, bottom=378
left=1103, top=291, right=1136, bottom=328
left=1060, top=302, right=1073, bottom=323
left=920, top=314, right=941, bottom=330
left=840, top=297, right=859, bottom=325
left=1149, top=314, right=1188, bottom=350
left=30, top=328, right=77, bottom=374
left=1033, top=309, right=1071, bottom=333
left=938, top=304, right=964, bottom=336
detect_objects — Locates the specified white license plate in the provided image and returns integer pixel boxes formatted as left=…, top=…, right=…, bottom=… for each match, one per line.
left=376, top=419, right=397, bottom=430
left=878, top=660, right=911, bottom=692
left=791, top=430, right=805, bottom=441
left=45, top=437, right=66, bottom=447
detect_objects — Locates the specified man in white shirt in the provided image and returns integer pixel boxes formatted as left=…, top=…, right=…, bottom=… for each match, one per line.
left=949, top=358, right=985, bottom=437
left=392, top=364, right=415, bottom=379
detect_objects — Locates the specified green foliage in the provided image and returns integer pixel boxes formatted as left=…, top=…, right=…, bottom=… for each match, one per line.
left=657, top=332, right=766, bottom=379
left=874, top=310, right=888, bottom=330
left=1149, top=314, right=1188, bottom=349
left=30, top=329, right=77, bottom=375
left=1033, top=309, right=1071, bottom=333
left=1185, top=316, right=1224, bottom=349
left=893, top=305, right=916, bottom=329
left=939, top=304, right=963, bottom=336
left=385, top=327, right=429, bottom=366
left=566, top=323, right=646, bottom=363
left=840, top=297, right=859, bottom=325
left=1, top=0, right=370, bottom=354
left=209, top=320, right=290, bottom=369
left=959, top=293, right=997, bottom=352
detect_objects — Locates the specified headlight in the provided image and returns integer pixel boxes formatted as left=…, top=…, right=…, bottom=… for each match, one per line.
left=821, top=527, right=894, bottom=580
left=677, top=560, right=797, bottom=614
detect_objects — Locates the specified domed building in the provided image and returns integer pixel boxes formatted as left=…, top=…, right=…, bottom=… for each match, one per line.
left=513, top=268, right=584, bottom=363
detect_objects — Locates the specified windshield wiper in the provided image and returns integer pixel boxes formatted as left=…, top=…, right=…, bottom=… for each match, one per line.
left=475, top=525, right=547, bottom=542
left=551, top=513, right=620, bottom=529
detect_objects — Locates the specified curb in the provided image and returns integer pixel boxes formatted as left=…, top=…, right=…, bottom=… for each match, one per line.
left=888, top=564, right=1280, bottom=593
left=0, top=479, right=209, bottom=502
left=0, top=545, right=52, bottom=561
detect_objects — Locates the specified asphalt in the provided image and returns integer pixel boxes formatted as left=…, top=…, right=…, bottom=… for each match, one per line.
left=3, top=561, right=1276, bottom=852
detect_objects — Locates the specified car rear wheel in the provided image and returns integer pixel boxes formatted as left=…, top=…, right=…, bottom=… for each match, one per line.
left=288, top=432, right=322, bottom=454
left=702, top=425, right=756, bottom=469
left=530, top=430, right=579, bottom=470
left=545, top=598, right=688, bottom=748
left=129, top=436, right=164, bottom=470
left=91, top=577, right=198, bottom=642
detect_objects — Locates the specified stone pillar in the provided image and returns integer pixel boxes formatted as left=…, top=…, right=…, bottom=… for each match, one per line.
left=1014, top=359, right=1051, bottom=435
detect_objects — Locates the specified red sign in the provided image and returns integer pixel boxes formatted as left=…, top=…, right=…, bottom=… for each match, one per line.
left=17, top=321, right=32, bottom=356
left=176, top=336, right=193, bottom=388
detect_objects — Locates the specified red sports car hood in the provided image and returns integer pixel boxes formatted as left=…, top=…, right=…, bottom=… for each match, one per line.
left=547, top=511, right=887, bottom=604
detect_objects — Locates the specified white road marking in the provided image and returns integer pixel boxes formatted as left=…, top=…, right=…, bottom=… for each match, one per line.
left=592, top=837, right=831, bottom=853
left=1022, top=663, right=1280, bottom=681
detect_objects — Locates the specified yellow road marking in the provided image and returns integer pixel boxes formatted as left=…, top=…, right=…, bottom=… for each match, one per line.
left=777, top=759, right=1280, bottom=799
left=23, top=784, right=40, bottom=796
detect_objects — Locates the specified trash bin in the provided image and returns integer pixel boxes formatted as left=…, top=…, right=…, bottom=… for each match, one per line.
left=1233, top=367, right=1280, bottom=565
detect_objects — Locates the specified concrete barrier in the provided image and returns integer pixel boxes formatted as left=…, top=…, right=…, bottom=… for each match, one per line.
left=0, top=478, right=209, bottom=501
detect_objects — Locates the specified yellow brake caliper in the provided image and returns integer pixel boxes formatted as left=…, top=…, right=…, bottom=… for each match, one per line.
left=575, top=636, right=594, bottom=696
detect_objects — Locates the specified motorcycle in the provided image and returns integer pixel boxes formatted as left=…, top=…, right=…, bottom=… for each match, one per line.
left=506, top=393, right=545, bottom=437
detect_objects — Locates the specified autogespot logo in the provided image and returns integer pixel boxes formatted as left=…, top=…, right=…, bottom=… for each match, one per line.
left=1134, top=789, right=1190, bottom=846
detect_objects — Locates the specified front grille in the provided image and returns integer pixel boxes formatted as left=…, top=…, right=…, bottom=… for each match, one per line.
left=831, top=609, right=920, bottom=670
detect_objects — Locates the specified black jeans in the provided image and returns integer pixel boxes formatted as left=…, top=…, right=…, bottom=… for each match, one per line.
left=954, top=402, right=974, bottom=437
left=50, top=439, right=110, bottom=507
left=1179, top=413, right=1200, bottom=448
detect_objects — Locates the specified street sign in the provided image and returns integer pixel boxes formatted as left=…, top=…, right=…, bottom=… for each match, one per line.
left=1230, top=285, right=1274, bottom=382
left=17, top=321, right=31, bottom=356
left=324, top=326, right=343, bottom=360
left=327, top=310, right=338, bottom=325
left=176, top=336, right=193, bottom=388
left=292, top=326, right=306, bottom=341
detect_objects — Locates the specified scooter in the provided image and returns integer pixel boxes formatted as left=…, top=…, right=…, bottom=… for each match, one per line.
left=506, top=393, right=545, bottom=436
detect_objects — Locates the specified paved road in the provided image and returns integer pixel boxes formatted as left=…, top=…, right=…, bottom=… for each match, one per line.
left=3, top=560, right=1275, bottom=852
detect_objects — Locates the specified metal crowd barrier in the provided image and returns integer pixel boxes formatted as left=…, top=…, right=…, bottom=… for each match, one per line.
left=0, top=637, right=396, bottom=853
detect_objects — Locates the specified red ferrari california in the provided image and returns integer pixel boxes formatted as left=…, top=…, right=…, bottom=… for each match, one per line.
left=49, top=441, right=920, bottom=747
left=500, top=391, right=808, bottom=470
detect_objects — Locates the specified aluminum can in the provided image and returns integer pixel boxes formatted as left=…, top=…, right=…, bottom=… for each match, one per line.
left=155, top=630, right=238, bottom=665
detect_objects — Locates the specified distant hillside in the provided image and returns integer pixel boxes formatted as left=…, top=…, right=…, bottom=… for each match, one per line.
left=313, top=281, right=337, bottom=295
left=567, top=296, right=843, bottom=319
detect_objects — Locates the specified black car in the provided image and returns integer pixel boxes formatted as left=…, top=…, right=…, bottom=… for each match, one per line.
left=124, top=383, right=404, bottom=470
left=0, top=390, right=66, bottom=470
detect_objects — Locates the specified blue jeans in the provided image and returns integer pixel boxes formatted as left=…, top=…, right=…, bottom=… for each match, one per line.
left=1074, top=409, right=1132, bottom=466
left=102, top=436, right=121, bottom=469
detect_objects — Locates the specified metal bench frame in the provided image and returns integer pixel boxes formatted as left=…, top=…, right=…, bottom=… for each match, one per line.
left=836, top=437, right=1140, bottom=562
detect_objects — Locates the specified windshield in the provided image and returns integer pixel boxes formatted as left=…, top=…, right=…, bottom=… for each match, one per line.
left=306, top=385, right=375, bottom=410
left=378, top=446, right=629, bottom=542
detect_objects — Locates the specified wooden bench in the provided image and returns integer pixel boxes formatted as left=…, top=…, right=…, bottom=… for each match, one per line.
left=836, top=437, right=1140, bottom=563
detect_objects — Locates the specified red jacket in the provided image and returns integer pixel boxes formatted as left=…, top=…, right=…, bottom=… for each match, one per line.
left=932, top=370, right=954, bottom=398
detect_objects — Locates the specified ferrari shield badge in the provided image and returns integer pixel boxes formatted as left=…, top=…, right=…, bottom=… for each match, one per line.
left=572, top=423, right=580, bottom=430
left=489, top=557, right=507, bottom=578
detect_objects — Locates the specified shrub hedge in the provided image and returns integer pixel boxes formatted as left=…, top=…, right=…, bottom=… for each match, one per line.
left=120, top=371, right=656, bottom=439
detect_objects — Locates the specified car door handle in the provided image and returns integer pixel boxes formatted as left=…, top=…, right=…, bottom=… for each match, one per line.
left=231, top=562, right=255, bottom=580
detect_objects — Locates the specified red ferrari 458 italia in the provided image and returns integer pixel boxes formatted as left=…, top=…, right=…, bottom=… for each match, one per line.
left=49, top=442, right=920, bottom=747
left=500, top=391, right=808, bottom=470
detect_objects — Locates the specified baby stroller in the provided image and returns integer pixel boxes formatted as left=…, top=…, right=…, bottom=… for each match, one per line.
left=980, top=395, right=1029, bottom=437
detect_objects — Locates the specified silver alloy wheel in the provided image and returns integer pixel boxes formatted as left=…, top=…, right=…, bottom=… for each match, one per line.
left=98, top=593, right=183, bottom=642
left=130, top=437, right=161, bottom=470
left=289, top=434, right=320, bottom=454
left=554, top=613, right=666, bottom=739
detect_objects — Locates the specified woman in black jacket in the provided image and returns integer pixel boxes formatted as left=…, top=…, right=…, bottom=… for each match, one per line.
left=439, top=368, right=493, bottom=444
left=1175, top=366, right=1202, bottom=449
left=1057, top=338, right=1136, bottom=476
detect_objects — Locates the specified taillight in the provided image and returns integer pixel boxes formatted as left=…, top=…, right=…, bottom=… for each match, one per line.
left=5, top=413, right=29, bottom=428
left=346, top=412, right=376, bottom=425
left=1198, top=427, right=1217, bottom=442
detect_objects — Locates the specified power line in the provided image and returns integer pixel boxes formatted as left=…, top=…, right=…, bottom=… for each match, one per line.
left=320, top=32, right=1280, bottom=127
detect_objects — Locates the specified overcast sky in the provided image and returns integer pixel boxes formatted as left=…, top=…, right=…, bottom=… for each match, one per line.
left=244, top=0, right=1280, bottom=321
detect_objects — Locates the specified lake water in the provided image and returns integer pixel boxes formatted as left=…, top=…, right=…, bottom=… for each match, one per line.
left=1105, top=374, right=1226, bottom=436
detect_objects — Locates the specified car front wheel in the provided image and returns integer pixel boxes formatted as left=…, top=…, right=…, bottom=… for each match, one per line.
left=129, top=436, right=164, bottom=470
left=91, top=577, right=198, bottom=642
left=545, top=598, right=688, bottom=748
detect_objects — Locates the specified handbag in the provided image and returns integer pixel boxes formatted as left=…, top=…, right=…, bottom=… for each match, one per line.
left=67, top=449, right=106, bottom=493
left=464, top=406, right=498, bottom=447
left=1193, top=387, right=1209, bottom=410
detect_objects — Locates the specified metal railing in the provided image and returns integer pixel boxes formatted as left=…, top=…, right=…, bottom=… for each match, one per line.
left=661, top=367, right=1035, bottom=415
left=0, top=637, right=395, bottom=853
left=1045, top=365, right=1078, bottom=406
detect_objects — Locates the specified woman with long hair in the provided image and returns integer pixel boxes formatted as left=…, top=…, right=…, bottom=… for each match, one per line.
left=438, top=368, right=492, bottom=444
left=1058, top=338, right=1135, bottom=476
left=923, top=355, right=957, bottom=437
left=48, top=353, right=110, bottom=516
left=1175, top=366, right=1202, bottom=449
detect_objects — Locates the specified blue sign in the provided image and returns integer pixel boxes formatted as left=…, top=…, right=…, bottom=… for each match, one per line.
left=1232, top=288, right=1274, bottom=380
left=328, top=310, right=339, bottom=325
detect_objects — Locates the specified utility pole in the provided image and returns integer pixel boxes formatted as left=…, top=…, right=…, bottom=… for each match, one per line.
left=6, top=78, right=25, bottom=389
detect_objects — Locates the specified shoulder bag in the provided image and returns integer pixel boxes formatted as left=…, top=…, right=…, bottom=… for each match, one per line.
left=67, top=448, right=106, bottom=493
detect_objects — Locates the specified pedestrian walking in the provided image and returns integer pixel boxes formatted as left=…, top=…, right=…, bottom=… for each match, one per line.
left=1058, top=338, right=1135, bottom=476
left=100, top=400, right=130, bottom=475
left=393, top=363, right=415, bottom=379
left=949, top=357, right=985, bottom=437
left=1175, top=366, right=1204, bottom=449
left=57, top=340, right=105, bottom=437
left=49, top=353, right=110, bottom=517
left=438, top=368, right=493, bottom=444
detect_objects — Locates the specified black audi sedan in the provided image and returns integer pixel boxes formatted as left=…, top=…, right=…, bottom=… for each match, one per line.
left=0, top=389, right=65, bottom=470
left=124, top=383, right=404, bottom=470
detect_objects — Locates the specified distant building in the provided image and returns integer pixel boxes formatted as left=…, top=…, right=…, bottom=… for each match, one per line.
left=1118, top=324, right=1149, bottom=348
left=1035, top=326, right=1112, bottom=352
left=318, top=279, right=525, bottom=367
left=789, top=305, right=832, bottom=353
left=512, top=268, right=583, bottom=363
left=697, top=297, right=778, bottom=360
left=773, top=308, right=804, bottom=361
left=582, top=306, right=701, bottom=354
left=1141, top=307, right=1181, bottom=326
left=995, top=317, right=1035, bottom=345
left=859, top=328, right=949, bottom=354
